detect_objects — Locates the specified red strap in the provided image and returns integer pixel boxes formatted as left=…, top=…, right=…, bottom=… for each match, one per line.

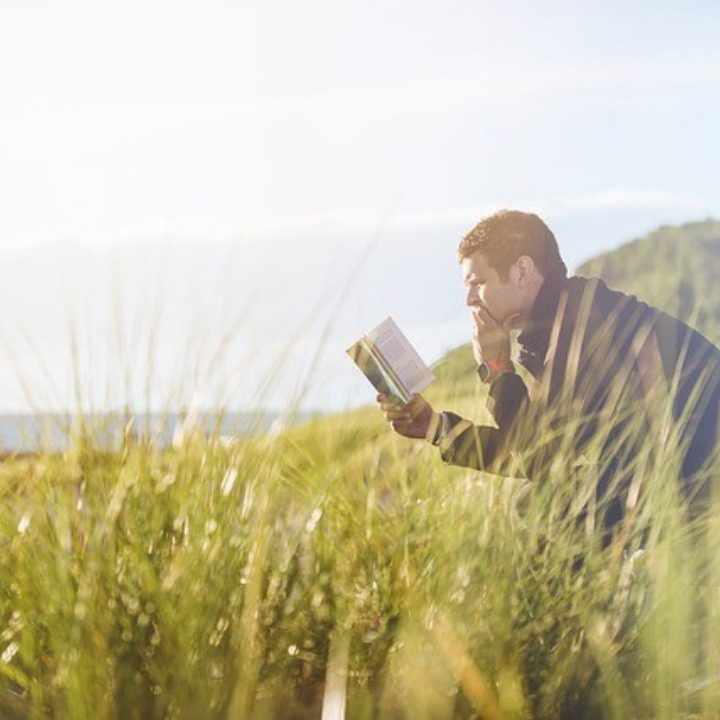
left=486, top=358, right=513, bottom=374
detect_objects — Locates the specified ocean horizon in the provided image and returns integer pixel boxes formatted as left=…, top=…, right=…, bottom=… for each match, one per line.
left=0, top=409, right=320, bottom=453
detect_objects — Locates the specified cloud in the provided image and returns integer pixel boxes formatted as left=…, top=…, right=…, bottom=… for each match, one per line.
left=552, top=189, right=713, bottom=215
left=2, top=188, right=701, bottom=251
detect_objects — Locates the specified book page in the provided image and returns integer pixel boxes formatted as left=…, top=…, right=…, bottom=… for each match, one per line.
left=346, top=337, right=411, bottom=403
left=366, top=317, right=434, bottom=395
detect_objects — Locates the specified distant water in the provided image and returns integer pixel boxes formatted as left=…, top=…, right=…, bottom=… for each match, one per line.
left=0, top=411, right=318, bottom=453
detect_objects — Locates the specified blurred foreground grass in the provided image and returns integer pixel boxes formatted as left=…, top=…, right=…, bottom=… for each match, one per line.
left=1, top=348, right=719, bottom=719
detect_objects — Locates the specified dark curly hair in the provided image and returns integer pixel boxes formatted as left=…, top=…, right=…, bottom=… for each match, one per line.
left=457, top=210, right=567, bottom=280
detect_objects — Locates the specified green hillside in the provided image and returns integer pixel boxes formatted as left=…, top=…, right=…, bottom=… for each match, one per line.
left=576, top=218, right=720, bottom=345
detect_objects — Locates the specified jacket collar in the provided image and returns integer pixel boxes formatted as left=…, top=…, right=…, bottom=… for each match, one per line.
left=516, top=269, right=568, bottom=379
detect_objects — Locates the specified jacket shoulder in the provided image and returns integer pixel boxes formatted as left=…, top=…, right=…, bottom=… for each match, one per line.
left=563, top=275, right=652, bottom=332
left=568, top=275, right=720, bottom=376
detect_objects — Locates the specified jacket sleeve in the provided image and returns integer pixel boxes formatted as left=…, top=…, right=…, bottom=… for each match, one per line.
left=437, top=371, right=530, bottom=472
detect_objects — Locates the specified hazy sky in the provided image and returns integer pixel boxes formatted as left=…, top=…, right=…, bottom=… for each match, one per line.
left=1, top=1, right=719, bottom=413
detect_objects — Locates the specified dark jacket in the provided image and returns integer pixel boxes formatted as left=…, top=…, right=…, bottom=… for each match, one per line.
left=438, top=271, right=720, bottom=527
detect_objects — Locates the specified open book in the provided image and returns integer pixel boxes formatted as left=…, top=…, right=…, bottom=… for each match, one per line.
left=346, top=317, right=435, bottom=404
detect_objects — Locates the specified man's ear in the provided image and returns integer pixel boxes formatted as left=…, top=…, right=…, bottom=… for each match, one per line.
left=512, top=255, right=536, bottom=288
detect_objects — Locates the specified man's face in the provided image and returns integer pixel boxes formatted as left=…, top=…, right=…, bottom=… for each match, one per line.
left=461, top=251, right=525, bottom=328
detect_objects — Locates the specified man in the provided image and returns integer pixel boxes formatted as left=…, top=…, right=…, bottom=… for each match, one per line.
left=378, top=210, right=720, bottom=530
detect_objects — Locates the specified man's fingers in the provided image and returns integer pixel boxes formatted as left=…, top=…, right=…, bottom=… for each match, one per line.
left=405, top=394, right=425, bottom=412
left=378, top=397, right=410, bottom=421
left=378, top=393, right=427, bottom=434
left=378, top=393, right=403, bottom=411
left=390, top=419, right=413, bottom=435
left=472, top=303, right=500, bottom=326
left=472, top=309, right=502, bottom=341
left=385, top=407, right=410, bottom=422
left=471, top=307, right=492, bottom=329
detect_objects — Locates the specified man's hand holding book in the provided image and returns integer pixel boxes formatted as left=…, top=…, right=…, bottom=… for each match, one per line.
left=376, top=393, right=442, bottom=445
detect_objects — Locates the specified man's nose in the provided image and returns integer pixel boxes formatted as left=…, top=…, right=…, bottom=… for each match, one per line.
left=466, top=287, right=478, bottom=307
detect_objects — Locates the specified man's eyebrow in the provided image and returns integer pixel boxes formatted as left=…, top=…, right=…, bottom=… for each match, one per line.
left=464, top=273, right=483, bottom=285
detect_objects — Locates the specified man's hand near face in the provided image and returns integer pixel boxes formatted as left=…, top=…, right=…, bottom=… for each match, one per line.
left=471, top=304, right=518, bottom=378
left=376, top=393, right=441, bottom=442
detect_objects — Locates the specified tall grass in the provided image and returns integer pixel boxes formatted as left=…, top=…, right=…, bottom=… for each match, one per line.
left=0, top=375, right=718, bottom=718
left=0, top=281, right=719, bottom=718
